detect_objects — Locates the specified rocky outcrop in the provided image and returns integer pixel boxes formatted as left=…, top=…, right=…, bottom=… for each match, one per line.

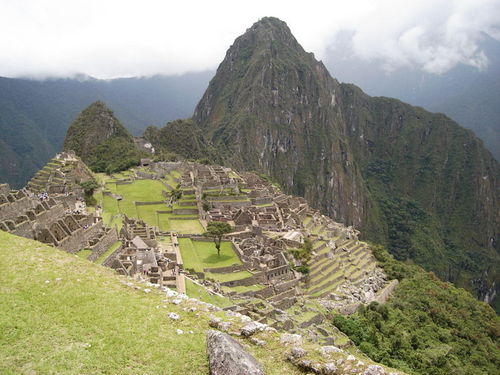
left=207, top=329, right=264, bottom=375
left=193, top=17, right=365, bottom=228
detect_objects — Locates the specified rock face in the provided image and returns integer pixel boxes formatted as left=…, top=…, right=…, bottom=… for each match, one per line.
left=193, top=17, right=365, bottom=228
left=206, top=330, right=264, bottom=375
left=192, top=17, right=499, bottom=302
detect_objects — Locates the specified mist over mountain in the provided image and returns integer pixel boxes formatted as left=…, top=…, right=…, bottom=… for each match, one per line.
left=324, top=33, right=500, bottom=160
left=0, top=72, right=211, bottom=188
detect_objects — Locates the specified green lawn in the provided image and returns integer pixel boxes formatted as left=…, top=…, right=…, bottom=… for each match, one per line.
left=205, top=270, right=253, bottom=283
left=178, top=239, right=242, bottom=272
left=0, top=232, right=209, bottom=375
left=114, top=179, right=167, bottom=218
left=136, top=203, right=169, bottom=227
left=168, top=219, right=204, bottom=234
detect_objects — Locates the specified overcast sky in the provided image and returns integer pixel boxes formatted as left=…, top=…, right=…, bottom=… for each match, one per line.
left=1, top=0, right=499, bottom=79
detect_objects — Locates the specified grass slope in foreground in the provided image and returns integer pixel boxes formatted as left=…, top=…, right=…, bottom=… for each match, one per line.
left=0, top=231, right=303, bottom=375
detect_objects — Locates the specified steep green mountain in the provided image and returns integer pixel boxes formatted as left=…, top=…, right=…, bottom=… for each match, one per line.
left=144, top=119, right=218, bottom=162
left=193, top=17, right=366, bottom=228
left=63, top=101, right=144, bottom=173
left=0, top=72, right=211, bottom=188
left=188, top=17, right=499, bottom=304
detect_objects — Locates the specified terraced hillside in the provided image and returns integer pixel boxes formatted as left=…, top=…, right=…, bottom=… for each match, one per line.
left=93, top=167, right=204, bottom=234
left=88, top=162, right=394, bottom=333
left=26, top=151, right=94, bottom=194
left=303, top=216, right=377, bottom=298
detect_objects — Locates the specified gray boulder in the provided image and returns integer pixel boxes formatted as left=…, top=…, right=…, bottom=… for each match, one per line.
left=207, top=330, right=264, bottom=375
left=241, top=321, right=265, bottom=337
left=364, top=365, right=386, bottom=375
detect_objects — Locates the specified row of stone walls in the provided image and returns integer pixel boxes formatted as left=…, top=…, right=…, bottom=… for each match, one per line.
left=88, top=229, right=119, bottom=262
left=59, top=220, right=103, bottom=253
left=203, top=264, right=246, bottom=274
left=220, top=272, right=267, bottom=287
left=0, top=196, right=34, bottom=221
left=2, top=198, right=66, bottom=239
left=102, top=243, right=124, bottom=267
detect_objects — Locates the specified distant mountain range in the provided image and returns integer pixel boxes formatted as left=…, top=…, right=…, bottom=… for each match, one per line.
left=0, top=72, right=211, bottom=188
left=1, top=34, right=498, bottom=189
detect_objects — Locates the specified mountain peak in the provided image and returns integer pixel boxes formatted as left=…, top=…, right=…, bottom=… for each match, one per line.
left=246, top=17, right=292, bottom=38
left=63, top=101, right=133, bottom=163
left=235, top=16, right=300, bottom=50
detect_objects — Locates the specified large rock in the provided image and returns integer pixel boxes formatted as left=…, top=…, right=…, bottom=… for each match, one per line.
left=207, top=330, right=264, bottom=375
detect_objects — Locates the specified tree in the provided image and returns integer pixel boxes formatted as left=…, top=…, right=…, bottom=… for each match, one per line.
left=170, top=184, right=182, bottom=201
left=80, top=179, right=98, bottom=195
left=80, top=179, right=99, bottom=205
left=203, top=222, right=232, bottom=256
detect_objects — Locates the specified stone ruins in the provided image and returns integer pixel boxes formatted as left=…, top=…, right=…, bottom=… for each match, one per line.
left=1, top=157, right=398, bottom=345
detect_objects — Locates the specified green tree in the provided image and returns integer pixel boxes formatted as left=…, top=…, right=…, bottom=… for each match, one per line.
left=80, top=179, right=99, bottom=205
left=170, top=184, right=182, bottom=201
left=79, top=179, right=98, bottom=195
left=203, top=222, right=232, bottom=256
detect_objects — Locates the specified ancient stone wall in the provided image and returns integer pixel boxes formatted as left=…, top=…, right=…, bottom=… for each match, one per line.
left=102, top=243, right=124, bottom=267
left=58, top=220, right=103, bottom=253
left=254, top=285, right=275, bottom=299
left=374, top=279, right=399, bottom=304
left=210, top=200, right=251, bottom=209
left=266, top=265, right=293, bottom=281
left=204, top=264, right=246, bottom=274
left=274, top=279, right=299, bottom=293
left=0, top=196, right=34, bottom=221
left=299, top=314, right=324, bottom=328
left=88, top=228, right=119, bottom=262
left=220, top=272, right=267, bottom=287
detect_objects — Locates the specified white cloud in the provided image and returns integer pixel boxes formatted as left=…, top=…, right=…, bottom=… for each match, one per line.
left=0, top=0, right=498, bottom=78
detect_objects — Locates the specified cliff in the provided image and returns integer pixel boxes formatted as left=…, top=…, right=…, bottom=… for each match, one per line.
left=190, top=17, right=499, bottom=302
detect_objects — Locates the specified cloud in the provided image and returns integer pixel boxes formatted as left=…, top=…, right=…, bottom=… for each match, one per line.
left=0, top=0, right=498, bottom=78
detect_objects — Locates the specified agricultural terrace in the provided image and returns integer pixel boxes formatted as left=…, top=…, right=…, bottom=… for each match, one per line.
left=93, top=171, right=204, bottom=234
left=178, top=239, right=258, bottom=292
